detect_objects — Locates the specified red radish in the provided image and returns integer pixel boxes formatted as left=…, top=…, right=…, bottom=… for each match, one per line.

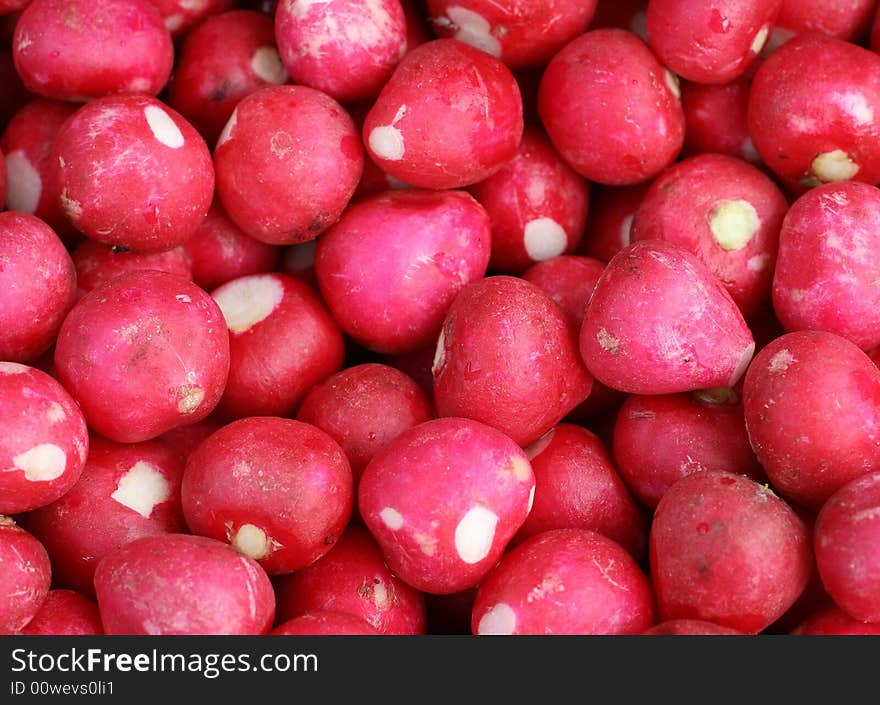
left=273, top=525, right=427, bottom=634
left=213, top=85, right=363, bottom=245
left=433, top=276, right=592, bottom=446
left=580, top=239, right=755, bottom=395
left=612, top=389, right=763, bottom=510
left=315, top=189, right=491, bottom=354
left=271, top=611, right=381, bottom=635
left=22, top=434, right=185, bottom=596
left=742, top=330, right=880, bottom=509
left=12, top=0, right=173, bottom=101
left=167, top=10, right=289, bottom=147
left=772, top=181, right=880, bottom=351
left=521, top=255, right=605, bottom=328
left=54, top=270, right=231, bottom=444
left=93, top=533, right=275, bottom=635
left=516, top=424, right=646, bottom=559
left=472, top=528, right=655, bottom=635
left=776, top=0, right=877, bottom=44
left=211, top=273, right=344, bottom=419
left=53, top=95, right=214, bottom=254
left=183, top=202, right=279, bottom=293
left=17, top=589, right=103, bottom=636
left=0, top=362, right=88, bottom=515
left=0, top=517, right=51, bottom=635
left=580, top=183, right=648, bottom=262
left=538, top=29, right=684, bottom=186
left=0, top=98, right=78, bottom=244
left=358, top=417, right=535, bottom=594
left=363, top=38, right=523, bottom=190
left=814, top=471, right=880, bottom=623
left=748, top=34, right=880, bottom=191
left=793, top=604, right=880, bottom=636
left=150, top=0, right=235, bottom=37
left=181, top=417, right=353, bottom=574
left=650, top=470, right=812, bottom=633
left=681, top=79, right=759, bottom=163
left=0, top=211, right=76, bottom=363
left=426, top=0, right=597, bottom=70
left=469, top=128, right=589, bottom=274
left=631, top=153, right=788, bottom=320
left=296, top=363, right=434, bottom=484
left=645, top=0, right=780, bottom=84
left=643, top=620, right=742, bottom=635
left=0, top=0, right=29, bottom=13
left=72, top=240, right=193, bottom=297
left=275, top=0, right=407, bottom=103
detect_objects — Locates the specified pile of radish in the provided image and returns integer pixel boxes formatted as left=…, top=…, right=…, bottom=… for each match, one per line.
left=5, top=0, right=880, bottom=637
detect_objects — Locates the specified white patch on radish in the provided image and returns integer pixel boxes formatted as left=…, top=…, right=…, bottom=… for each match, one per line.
left=741, top=136, right=759, bottom=163
left=60, top=189, right=83, bottom=222
left=251, top=46, right=288, bottom=84
left=379, top=507, right=404, bottom=530
left=372, top=581, right=390, bottom=610
left=527, top=485, right=535, bottom=513
left=597, top=328, right=622, bottom=355
left=110, top=461, right=170, bottom=518
left=46, top=402, right=66, bottom=423
left=620, top=214, right=634, bottom=247
left=750, top=24, right=770, bottom=54
left=526, top=576, right=565, bottom=603
left=436, top=6, right=502, bottom=58
left=523, top=218, right=567, bottom=262
left=506, top=455, right=531, bottom=482
left=431, top=327, right=447, bottom=377
left=177, top=386, right=204, bottom=414
left=12, top=444, right=66, bottom=482
left=291, top=0, right=332, bottom=17
left=729, top=341, right=755, bottom=386
left=477, top=603, right=516, bottom=635
left=811, top=150, right=859, bottom=182
left=231, top=524, right=271, bottom=560
left=213, top=275, right=284, bottom=333
left=128, top=77, right=152, bottom=93
left=769, top=349, right=795, bottom=373
left=144, top=105, right=185, bottom=149
left=524, top=428, right=555, bottom=460
left=526, top=177, right=546, bottom=204
left=708, top=199, right=760, bottom=251
left=454, top=506, right=498, bottom=564
left=164, top=14, right=184, bottom=32
left=175, top=294, right=191, bottom=303
left=0, top=362, right=28, bottom=375
left=747, top=254, right=770, bottom=271
left=216, top=109, right=238, bottom=149
left=834, top=92, right=875, bottom=126
left=369, top=125, right=405, bottom=161
left=4, top=150, right=42, bottom=213
left=414, top=531, right=438, bottom=556
left=664, top=69, right=680, bottom=99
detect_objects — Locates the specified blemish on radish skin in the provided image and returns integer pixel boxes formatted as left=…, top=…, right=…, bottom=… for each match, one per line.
left=176, top=385, right=204, bottom=414
left=597, top=328, right=623, bottom=355
left=664, top=70, right=680, bottom=99
left=523, top=218, right=567, bottom=262
left=747, top=254, right=770, bottom=272
left=110, top=461, right=170, bottom=518
left=213, top=275, right=284, bottom=333
left=0, top=362, right=29, bottom=375
left=12, top=444, right=66, bottom=482
left=527, top=485, right=535, bottom=513
left=250, top=46, right=288, bottom=84
left=454, top=506, right=498, bottom=564
left=144, top=105, right=185, bottom=149
left=769, top=349, right=795, bottom=373
left=379, top=507, right=404, bottom=530
left=435, top=6, right=502, bottom=58
left=526, top=576, right=564, bottom=603
left=46, top=402, right=66, bottom=423
left=4, top=151, right=42, bottom=213
left=477, top=603, right=516, bottom=635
